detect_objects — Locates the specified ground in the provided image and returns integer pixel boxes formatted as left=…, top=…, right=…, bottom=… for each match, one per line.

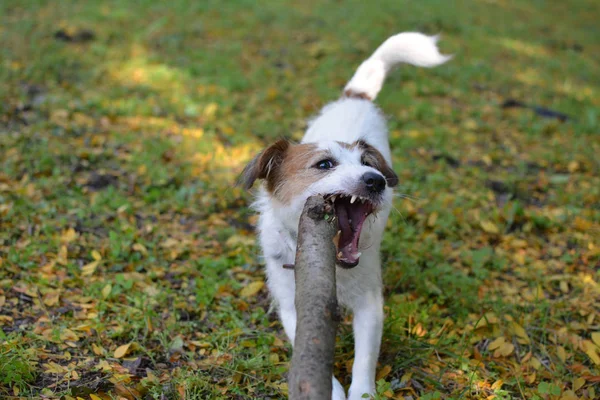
left=1, top=0, right=599, bottom=399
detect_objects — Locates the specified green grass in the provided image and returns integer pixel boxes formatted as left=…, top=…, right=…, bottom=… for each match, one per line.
left=1, top=0, right=599, bottom=399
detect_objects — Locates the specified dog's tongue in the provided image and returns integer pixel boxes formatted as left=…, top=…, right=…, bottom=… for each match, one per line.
left=334, top=198, right=372, bottom=267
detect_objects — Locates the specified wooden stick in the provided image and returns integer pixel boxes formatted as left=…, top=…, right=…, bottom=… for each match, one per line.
left=289, top=195, right=340, bottom=400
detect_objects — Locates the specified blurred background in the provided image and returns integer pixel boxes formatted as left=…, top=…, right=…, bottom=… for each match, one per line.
left=1, top=1, right=599, bottom=399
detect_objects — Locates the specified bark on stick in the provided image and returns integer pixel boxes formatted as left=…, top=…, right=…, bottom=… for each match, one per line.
left=289, top=195, right=339, bottom=400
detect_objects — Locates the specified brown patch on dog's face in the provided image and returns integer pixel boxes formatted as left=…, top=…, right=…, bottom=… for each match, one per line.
left=239, top=139, right=290, bottom=190
left=356, top=140, right=398, bottom=187
left=240, top=141, right=334, bottom=203
left=241, top=138, right=397, bottom=204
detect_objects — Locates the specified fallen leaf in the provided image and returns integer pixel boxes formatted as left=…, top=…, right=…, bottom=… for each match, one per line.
left=376, top=365, right=392, bottom=380
left=582, top=340, right=600, bottom=365
left=481, top=220, right=499, bottom=234
left=60, top=328, right=79, bottom=342
left=91, top=250, right=102, bottom=260
left=488, top=336, right=506, bottom=351
left=572, top=377, right=585, bottom=391
left=240, top=281, right=264, bottom=298
left=511, top=322, right=530, bottom=344
left=114, top=343, right=131, bottom=359
left=591, top=332, right=600, bottom=347
left=61, top=227, right=78, bottom=243
left=102, top=284, right=112, bottom=299
left=81, top=260, right=99, bottom=276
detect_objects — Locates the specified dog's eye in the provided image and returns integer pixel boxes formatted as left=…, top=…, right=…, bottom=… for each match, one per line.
left=361, top=158, right=373, bottom=168
left=314, top=159, right=335, bottom=170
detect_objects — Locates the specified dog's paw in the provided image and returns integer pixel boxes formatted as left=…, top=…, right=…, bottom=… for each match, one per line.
left=332, top=376, right=346, bottom=400
left=347, top=384, right=375, bottom=400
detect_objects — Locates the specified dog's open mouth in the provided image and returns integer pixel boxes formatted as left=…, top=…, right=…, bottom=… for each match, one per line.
left=326, top=194, right=374, bottom=268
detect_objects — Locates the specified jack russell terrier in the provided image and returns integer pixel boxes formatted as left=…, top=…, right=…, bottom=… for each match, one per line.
left=241, top=32, right=450, bottom=400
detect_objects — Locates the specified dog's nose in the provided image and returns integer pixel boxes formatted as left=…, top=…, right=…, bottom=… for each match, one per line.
left=362, top=172, right=386, bottom=193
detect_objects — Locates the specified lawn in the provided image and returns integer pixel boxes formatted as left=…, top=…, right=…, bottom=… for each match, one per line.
left=1, top=0, right=599, bottom=399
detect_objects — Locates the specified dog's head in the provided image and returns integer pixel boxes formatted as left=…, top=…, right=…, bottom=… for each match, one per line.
left=241, top=138, right=397, bottom=268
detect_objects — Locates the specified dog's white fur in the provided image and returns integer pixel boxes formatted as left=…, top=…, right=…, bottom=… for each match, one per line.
left=249, top=33, right=449, bottom=400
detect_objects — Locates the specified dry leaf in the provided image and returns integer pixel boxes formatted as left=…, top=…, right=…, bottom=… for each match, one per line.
left=240, top=281, right=264, bottom=298
left=102, top=284, right=112, bottom=299
left=511, top=322, right=530, bottom=344
left=488, top=336, right=506, bottom=351
left=573, top=377, right=585, bottom=391
left=91, top=250, right=102, bottom=260
left=582, top=340, right=600, bottom=365
left=60, top=328, right=79, bottom=342
left=591, top=332, right=600, bottom=347
left=376, top=365, right=392, bottom=380
left=114, top=343, right=131, bottom=359
left=81, top=260, right=99, bottom=276
left=61, top=227, right=78, bottom=243
left=480, top=220, right=499, bottom=234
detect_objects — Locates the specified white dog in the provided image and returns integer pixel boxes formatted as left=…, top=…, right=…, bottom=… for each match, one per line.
left=241, top=32, right=450, bottom=400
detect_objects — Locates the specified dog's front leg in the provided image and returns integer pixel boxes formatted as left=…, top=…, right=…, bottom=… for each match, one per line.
left=347, top=290, right=384, bottom=400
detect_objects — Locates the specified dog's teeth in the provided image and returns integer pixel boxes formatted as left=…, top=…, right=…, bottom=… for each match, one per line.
left=332, top=195, right=337, bottom=202
left=337, top=251, right=343, bottom=259
left=355, top=252, right=362, bottom=258
left=350, top=195, right=357, bottom=204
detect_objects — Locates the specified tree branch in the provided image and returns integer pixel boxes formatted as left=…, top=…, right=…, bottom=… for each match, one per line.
left=289, top=195, right=340, bottom=400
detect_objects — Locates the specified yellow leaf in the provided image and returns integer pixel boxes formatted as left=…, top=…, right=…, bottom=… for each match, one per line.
left=57, top=245, right=68, bottom=265
left=573, top=377, right=585, bottom=391
left=91, top=250, right=102, bottom=261
left=567, top=161, right=579, bottom=173
left=269, top=353, right=280, bottom=364
left=92, top=343, right=105, bottom=356
left=0, top=295, right=4, bottom=307
left=102, top=284, right=112, bottom=299
left=44, top=361, right=68, bottom=374
left=495, top=342, right=514, bottom=357
left=582, top=340, right=600, bottom=365
left=240, top=281, right=264, bottom=298
left=491, top=379, right=504, bottom=390
left=591, top=332, right=600, bottom=348
left=482, top=154, right=493, bottom=166
left=81, top=261, right=99, bottom=276
left=427, top=212, right=438, bottom=227
left=60, top=328, right=79, bottom=342
left=43, top=292, right=60, bottom=307
left=511, top=322, right=530, bottom=344
left=557, top=346, right=567, bottom=362
left=132, top=243, right=147, bottom=255
left=573, top=217, right=593, bottom=232
left=480, top=220, right=499, bottom=234
left=560, top=390, right=578, bottom=400
left=114, top=343, right=131, bottom=359
left=61, top=228, right=78, bottom=243
left=488, top=336, right=506, bottom=351
left=376, top=365, right=392, bottom=380
left=90, top=395, right=103, bottom=400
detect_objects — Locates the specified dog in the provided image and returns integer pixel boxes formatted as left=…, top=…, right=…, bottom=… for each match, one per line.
left=241, top=32, right=450, bottom=400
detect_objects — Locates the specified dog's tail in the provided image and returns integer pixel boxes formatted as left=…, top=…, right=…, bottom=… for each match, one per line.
left=344, top=32, right=451, bottom=101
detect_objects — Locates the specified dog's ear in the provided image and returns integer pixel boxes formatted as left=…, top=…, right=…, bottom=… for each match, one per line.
left=358, top=140, right=399, bottom=187
left=239, top=139, right=290, bottom=189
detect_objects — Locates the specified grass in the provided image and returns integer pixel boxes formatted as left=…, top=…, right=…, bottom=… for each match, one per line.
left=1, top=0, right=599, bottom=399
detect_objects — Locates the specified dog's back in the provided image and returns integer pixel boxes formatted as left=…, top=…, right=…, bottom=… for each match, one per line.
left=302, top=32, right=451, bottom=165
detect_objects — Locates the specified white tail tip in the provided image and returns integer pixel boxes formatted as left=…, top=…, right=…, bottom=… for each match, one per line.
left=344, top=32, right=452, bottom=100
